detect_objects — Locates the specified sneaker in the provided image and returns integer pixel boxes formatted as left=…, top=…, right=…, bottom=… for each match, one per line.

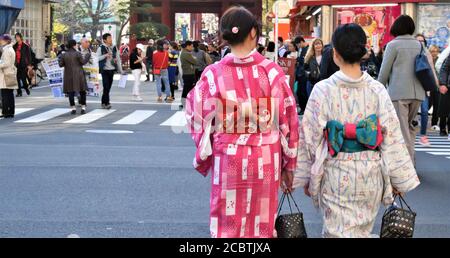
left=412, top=120, right=419, bottom=127
left=418, top=136, right=431, bottom=147
left=431, top=125, right=440, bottom=132
left=440, top=131, right=448, bottom=137
left=102, top=104, right=106, bottom=109
left=81, top=109, right=86, bottom=115
left=157, top=97, right=163, bottom=102
left=133, top=96, right=143, bottom=102
left=105, top=104, right=112, bottom=110
left=165, top=96, right=174, bottom=103
left=71, top=110, right=76, bottom=115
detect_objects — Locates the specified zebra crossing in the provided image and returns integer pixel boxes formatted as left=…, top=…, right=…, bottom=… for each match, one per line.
left=0, top=107, right=188, bottom=127
left=415, top=135, right=450, bottom=160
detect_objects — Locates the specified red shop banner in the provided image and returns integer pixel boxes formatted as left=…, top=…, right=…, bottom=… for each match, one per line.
left=277, top=57, right=296, bottom=92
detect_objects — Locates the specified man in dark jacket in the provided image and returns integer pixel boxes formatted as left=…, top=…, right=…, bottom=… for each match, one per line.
left=320, top=44, right=340, bottom=80
left=13, top=33, right=32, bottom=97
left=145, top=39, right=155, bottom=81
left=438, top=55, right=450, bottom=136
left=293, top=36, right=309, bottom=115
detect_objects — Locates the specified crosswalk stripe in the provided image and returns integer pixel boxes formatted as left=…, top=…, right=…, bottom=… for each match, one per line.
left=415, top=148, right=450, bottom=152
left=416, top=145, right=450, bottom=148
left=0, top=108, right=34, bottom=120
left=427, top=152, right=450, bottom=155
left=15, top=108, right=71, bottom=123
left=113, top=110, right=156, bottom=125
left=160, top=111, right=187, bottom=127
left=64, top=109, right=116, bottom=124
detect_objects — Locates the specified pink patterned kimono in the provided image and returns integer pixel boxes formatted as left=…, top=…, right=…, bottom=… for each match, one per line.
left=186, top=50, right=299, bottom=238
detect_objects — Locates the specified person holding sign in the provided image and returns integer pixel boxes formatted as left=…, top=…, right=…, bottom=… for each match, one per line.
left=59, top=40, right=91, bottom=115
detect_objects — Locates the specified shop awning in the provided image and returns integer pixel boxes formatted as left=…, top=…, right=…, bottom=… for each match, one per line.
left=0, top=0, right=24, bottom=34
left=295, top=0, right=435, bottom=6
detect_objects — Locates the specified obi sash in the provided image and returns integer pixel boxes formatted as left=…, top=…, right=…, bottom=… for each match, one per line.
left=324, top=114, right=383, bottom=157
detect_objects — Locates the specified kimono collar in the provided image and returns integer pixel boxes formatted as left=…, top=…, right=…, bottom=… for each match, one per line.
left=223, top=49, right=265, bottom=66
left=333, top=71, right=371, bottom=88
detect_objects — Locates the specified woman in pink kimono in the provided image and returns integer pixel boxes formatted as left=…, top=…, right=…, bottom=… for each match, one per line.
left=293, top=24, right=420, bottom=237
left=186, top=6, right=299, bottom=238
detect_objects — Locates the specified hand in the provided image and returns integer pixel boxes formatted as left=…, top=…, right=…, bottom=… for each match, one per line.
left=281, top=170, right=293, bottom=193
left=392, top=187, right=404, bottom=197
left=106, top=52, right=112, bottom=58
left=304, top=182, right=311, bottom=197
left=440, top=85, right=448, bottom=95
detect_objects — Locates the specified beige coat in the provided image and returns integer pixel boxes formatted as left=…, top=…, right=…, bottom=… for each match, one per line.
left=0, top=43, right=18, bottom=90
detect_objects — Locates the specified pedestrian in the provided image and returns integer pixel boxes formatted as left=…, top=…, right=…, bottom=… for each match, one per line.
left=0, top=34, right=18, bottom=118
left=438, top=53, right=450, bottom=137
left=264, top=41, right=276, bottom=62
left=360, top=48, right=380, bottom=79
left=208, top=44, right=221, bottom=63
left=283, top=41, right=298, bottom=58
left=319, top=43, right=340, bottom=80
left=179, top=40, right=197, bottom=109
left=304, top=38, right=323, bottom=94
left=59, top=39, right=91, bottom=115
left=145, top=39, right=155, bottom=82
left=152, top=39, right=173, bottom=103
left=415, top=34, right=439, bottom=146
left=278, top=36, right=287, bottom=58
left=192, top=41, right=209, bottom=82
left=129, top=44, right=145, bottom=102
left=186, top=6, right=299, bottom=238
left=294, top=23, right=420, bottom=238
left=78, top=38, right=93, bottom=106
left=378, top=15, right=425, bottom=163
left=168, top=42, right=180, bottom=99
left=97, top=33, right=124, bottom=110
left=429, top=45, right=441, bottom=131
left=293, top=36, right=309, bottom=115
left=13, top=33, right=31, bottom=97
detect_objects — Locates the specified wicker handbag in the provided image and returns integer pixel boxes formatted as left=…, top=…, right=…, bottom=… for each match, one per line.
left=275, top=191, right=307, bottom=238
left=380, top=194, right=416, bottom=238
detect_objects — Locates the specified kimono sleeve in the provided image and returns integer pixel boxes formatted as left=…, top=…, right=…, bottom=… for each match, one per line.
left=293, top=83, right=328, bottom=189
left=378, top=86, right=420, bottom=193
left=272, top=71, right=299, bottom=172
left=185, top=67, right=219, bottom=176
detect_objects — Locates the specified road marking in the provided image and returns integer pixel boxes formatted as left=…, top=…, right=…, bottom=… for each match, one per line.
left=415, top=148, right=450, bottom=152
left=427, top=152, right=450, bottom=155
left=0, top=108, right=34, bottom=120
left=416, top=145, right=450, bottom=148
left=113, top=110, right=156, bottom=125
left=15, top=108, right=70, bottom=123
left=64, top=109, right=116, bottom=124
left=86, top=130, right=134, bottom=134
left=160, top=111, right=187, bottom=127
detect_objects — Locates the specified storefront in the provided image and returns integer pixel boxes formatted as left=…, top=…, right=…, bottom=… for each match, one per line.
left=292, top=0, right=437, bottom=52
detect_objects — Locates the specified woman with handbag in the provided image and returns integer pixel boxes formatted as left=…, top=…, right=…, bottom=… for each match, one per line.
left=304, top=38, right=323, bottom=96
left=185, top=6, right=299, bottom=238
left=152, top=40, right=173, bottom=103
left=0, top=34, right=18, bottom=118
left=293, top=24, right=420, bottom=238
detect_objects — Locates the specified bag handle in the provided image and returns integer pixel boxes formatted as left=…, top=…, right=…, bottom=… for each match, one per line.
left=277, top=190, right=302, bottom=216
left=393, top=194, right=413, bottom=212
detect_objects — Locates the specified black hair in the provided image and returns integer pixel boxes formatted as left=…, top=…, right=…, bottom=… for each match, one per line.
left=267, top=41, right=275, bottom=52
left=257, top=44, right=265, bottom=54
left=180, top=43, right=187, bottom=49
left=193, top=40, right=200, bottom=52
left=293, top=36, right=305, bottom=44
left=171, top=41, right=179, bottom=50
left=390, top=15, right=415, bottom=37
left=67, top=39, right=77, bottom=49
left=185, top=40, right=193, bottom=47
left=132, top=47, right=138, bottom=56
left=332, top=23, right=367, bottom=64
left=15, top=32, right=23, bottom=40
left=220, top=6, right=261, bottom=46
left=102, top=33, right=112, bottom=41
left=156, top=39, right=165, bottom=51
left=278, top=37, right=283, bottom=43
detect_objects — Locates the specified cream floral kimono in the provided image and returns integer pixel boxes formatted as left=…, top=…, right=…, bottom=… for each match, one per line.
left=294, top=71, right=420, bottom=238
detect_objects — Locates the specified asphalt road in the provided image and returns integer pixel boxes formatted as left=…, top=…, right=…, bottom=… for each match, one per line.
left=0, top=77, right=449, bottom=238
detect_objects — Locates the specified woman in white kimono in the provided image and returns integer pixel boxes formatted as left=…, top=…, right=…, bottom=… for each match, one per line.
left=291, top=24, right=420, bottom=238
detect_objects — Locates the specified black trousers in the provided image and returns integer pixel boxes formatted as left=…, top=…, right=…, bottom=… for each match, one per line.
left=101, top=70, right=115, bottom=105
left=68, top=91, right=86, bottom=107
left=296, top=76, right=308, bottom=112
left=195, top=69, right=203, bottom=82
left=430, top=90, right=440, bottom=126
left=16, top=66, right=29, bottom=95
left=182, top=74, right=196, bottom=99
left=1, top=89, right=15, bottom=116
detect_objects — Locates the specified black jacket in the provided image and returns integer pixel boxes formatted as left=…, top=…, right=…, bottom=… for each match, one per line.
left=305, top=56, right=321, bottom=86
left=13, top=42, right=32, bottom=68
left=129, top=52, right=143, bottom=70
left=295, top=46, right=309, bottom=80
left=320, top=44, right=339, bottom=80
left=146, top=46, right=155, bottom=65
left=438, top=55, right=450, bottom=116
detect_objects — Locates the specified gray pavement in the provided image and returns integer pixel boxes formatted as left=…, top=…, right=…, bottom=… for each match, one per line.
left=0, top=77, right=449, bottom=237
